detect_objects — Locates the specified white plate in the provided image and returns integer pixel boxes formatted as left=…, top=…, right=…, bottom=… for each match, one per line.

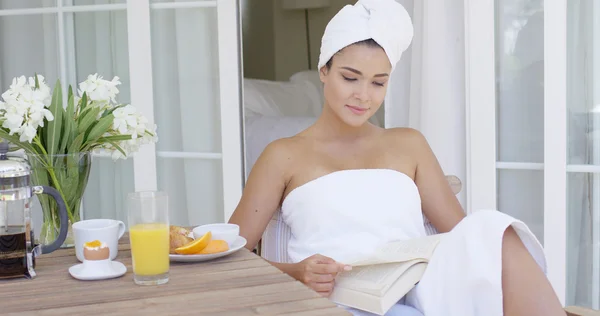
left=169, top=236, right=247, bottom=263
left=69, top=260, right=127, bottom=281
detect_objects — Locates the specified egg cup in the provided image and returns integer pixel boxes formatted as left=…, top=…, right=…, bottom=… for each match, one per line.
left=68, top=240, right=127, bottom=281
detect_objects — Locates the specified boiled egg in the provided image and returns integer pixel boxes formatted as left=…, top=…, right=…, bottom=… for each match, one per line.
left=83, top=240, right=110, bottom=261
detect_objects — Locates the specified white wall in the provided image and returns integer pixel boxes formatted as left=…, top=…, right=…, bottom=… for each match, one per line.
left=240, top=0, right=276, bottom=80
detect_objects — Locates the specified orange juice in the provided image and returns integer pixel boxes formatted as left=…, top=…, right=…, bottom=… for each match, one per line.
left=129, top=223, right=169, bottom=276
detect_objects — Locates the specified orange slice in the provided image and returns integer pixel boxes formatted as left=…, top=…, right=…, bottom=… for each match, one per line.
left=174, top=231, right=211, bottom=254
left=198, top=239, right=229, bottom=254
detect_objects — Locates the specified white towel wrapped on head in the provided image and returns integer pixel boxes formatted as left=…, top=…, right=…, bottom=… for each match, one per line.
left=317, top=0, right=414, bottom=72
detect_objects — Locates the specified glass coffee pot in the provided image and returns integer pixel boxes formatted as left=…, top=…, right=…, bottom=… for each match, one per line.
left=0, top=141, right=68, bottom=279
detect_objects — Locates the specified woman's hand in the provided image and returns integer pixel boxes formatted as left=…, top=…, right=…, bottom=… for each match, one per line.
left=292, top=254, right=352, bottom=297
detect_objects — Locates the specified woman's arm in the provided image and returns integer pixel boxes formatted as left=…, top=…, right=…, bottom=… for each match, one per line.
left=407, top=128, right=466, bottom=233
left=228, top=145, right=346, bottom=298
left=267, top=256, right=349, bottom=298
left=228, top=139, right=292, bottom=251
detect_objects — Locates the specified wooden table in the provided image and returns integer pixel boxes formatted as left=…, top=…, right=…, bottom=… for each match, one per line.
left=0, top=239, right=350, bottom=315
left=2, top=240, right=599, bottom=315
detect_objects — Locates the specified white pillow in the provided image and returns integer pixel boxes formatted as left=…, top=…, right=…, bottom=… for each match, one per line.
left=243, top=78, right=322, bottom=118
left=289, top=70, right=322, bottom=92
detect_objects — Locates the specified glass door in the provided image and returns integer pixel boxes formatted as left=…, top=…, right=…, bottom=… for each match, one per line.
left=147, top=0, right=244, bottom=226
left=466, top=0, right=600, bottom=308
left=0, top=0, right=244, bottom=232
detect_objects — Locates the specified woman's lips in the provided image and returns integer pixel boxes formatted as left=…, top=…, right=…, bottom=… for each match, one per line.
left=346, top=105, right=367, bottom=115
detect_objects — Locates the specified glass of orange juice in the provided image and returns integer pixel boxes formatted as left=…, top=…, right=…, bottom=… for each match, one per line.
left=127, top=191, right=170, bottom=285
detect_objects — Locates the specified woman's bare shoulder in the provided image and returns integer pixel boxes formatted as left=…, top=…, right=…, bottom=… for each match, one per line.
left=254, top=135, right=308, bottom=176
left=382, top=127, right=429, bottom=149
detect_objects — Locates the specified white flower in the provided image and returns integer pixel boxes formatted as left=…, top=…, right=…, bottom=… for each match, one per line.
left=141, top=123, right=158, bottom=144
left=0, top=75, right=54, bottom=143
left=78, top=73, right=121, bottom=106
left=99, top=103, right=157, bottom=160
left=112, top=104, right=138, bottom=135
left=27, top=75, right=52, bottom=106
left=3, top=111, right=24, bottom=133
left=19, top=123, right=37, bottom=143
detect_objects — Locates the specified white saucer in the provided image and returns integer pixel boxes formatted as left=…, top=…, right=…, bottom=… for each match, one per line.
left=170, top=236, right=247, bottom=263
left=69, top=259, right=127, bottom=281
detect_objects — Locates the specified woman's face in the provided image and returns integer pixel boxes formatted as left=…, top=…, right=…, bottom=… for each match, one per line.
left=319, top=44, right=391, bottom=127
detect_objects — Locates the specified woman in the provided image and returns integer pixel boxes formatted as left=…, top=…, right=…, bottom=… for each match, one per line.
left=228, top=0, right=565, bottom=315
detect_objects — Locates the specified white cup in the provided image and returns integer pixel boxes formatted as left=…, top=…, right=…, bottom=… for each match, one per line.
left=73, top=219, right=126, bottom=262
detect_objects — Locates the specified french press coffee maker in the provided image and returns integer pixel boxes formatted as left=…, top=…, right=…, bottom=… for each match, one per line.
left=0, top=141, right=68, bottom=279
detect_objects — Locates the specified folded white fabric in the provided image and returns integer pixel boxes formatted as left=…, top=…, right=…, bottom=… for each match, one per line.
left=317, top=0, right=414, bottom=72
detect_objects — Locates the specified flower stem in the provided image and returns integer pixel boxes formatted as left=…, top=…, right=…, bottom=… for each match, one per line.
left=33, top=136, right=48, bottom=156
left=32, top=136, right=76, bottom=224
left=47, top=168, right=75, bottom=224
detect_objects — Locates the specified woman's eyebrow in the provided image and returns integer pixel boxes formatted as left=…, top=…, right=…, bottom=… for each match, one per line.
left=340, top=66, right=389, bottom=78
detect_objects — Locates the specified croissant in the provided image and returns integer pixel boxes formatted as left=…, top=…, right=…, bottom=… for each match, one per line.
left=169, top=225, right=193, bottom=254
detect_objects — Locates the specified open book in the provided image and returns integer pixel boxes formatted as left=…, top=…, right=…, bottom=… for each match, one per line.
left=329, top=233, right=447, bottom=315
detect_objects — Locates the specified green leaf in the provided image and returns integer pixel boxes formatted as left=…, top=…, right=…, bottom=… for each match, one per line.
left=0, top=130, right=38, bottom=154
left=60, top=158, right=78, bottom=203
left=107, top=141, right=127, bottom=157
left=79, top=92, right=88, bottom=114
left=34, top=73, right=40, bottom=89
left=101, top=104, right=127, bottom=118
left=58, top=110, right=71, bottom=155
left=67, top=93, right=76, bottom=144
left=58, top=93, right=76, bottom=155
left=66, top=90, right=75, bottom=119
left=85, top=114, right=114, bottom=143
left=76, top=106, right=93, bottom=122
left=66, top=86, right=75, bottom=142
left=45, top=80, right=63, bottom=157
left=77, top=107, right=101, bottom=135
left=39, top=120, right=47, bottom=150
left=97, top=134, right=132, bottom=143
left=68, top=133, right=85, bottom=154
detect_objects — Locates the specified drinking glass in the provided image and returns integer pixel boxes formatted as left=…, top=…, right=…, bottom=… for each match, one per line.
left=127, top=191, right=169, bottom=285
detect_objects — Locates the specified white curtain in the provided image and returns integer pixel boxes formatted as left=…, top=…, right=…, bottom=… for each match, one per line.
left=386, top=0, right=466, bottom=208
left=0, top=0, right=68, bottom=235
left=150, top=7, right=224, bottom=227
left=73, top=3, right=135, bottom=226
left=566, top=0, right=597, bottom=308
left=81, top=5, right=225, bottom=227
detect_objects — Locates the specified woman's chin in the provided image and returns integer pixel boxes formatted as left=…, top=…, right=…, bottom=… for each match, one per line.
left=340, top=116, right=370, bottom=128
left=325, top=106, right=372, bottom=127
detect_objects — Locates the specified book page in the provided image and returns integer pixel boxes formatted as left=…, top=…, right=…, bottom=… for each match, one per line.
left=350, top=233, right=447, bottom=266
left=331, top=262, right=428, bottom=315
left=335, top=260, right=422, bottom=296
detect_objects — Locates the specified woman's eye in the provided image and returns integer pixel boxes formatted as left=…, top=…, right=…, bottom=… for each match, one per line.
left=342, top=75, right=357, bottom=82
left=373, top=82, right=385, bottom=87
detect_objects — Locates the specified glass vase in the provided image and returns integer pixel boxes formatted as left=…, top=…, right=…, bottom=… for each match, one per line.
left=27, top=152, right=92, bottom=248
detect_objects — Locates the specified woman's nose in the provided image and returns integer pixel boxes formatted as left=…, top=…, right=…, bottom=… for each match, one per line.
left=353, top=84, right=370, bottom=103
